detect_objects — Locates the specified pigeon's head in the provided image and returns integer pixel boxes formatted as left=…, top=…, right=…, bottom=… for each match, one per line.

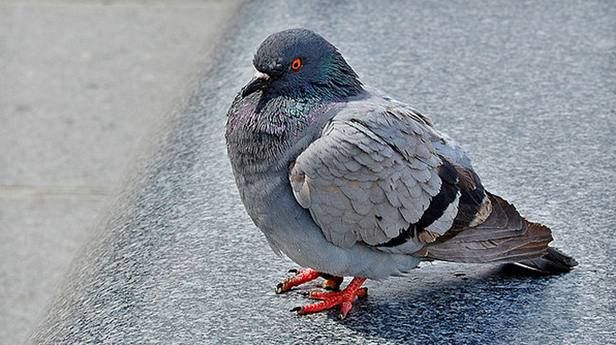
left=241, top=28, right=363, bottom=100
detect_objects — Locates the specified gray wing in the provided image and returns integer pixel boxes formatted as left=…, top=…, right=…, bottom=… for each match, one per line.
left=289, top=100, right=457, bottom=250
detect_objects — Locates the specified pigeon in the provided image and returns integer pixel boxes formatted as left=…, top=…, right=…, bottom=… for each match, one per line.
left=225, top=28, right=577, bottom=320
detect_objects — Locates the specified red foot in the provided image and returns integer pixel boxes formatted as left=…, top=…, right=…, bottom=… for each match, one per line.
left=292, top=277, right=367, bottom=319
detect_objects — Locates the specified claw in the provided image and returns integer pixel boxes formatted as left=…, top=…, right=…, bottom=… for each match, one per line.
left=339, top=300, right=353, bottom=320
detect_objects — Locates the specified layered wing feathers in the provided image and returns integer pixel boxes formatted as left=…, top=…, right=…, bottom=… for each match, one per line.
left=290, top=101, right=450, bottom=248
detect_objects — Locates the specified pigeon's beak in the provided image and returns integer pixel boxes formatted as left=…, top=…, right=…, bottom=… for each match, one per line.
left=241, top=71, right=270, bottom=97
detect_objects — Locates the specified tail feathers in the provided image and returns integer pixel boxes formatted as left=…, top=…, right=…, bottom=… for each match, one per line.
left=514, top=246, right=578, bottom=274
left=413, top=220, right=553, bottom=264
left=413, top=195, right=554, bottom=264
left=413, top=193, right=577, bottom=275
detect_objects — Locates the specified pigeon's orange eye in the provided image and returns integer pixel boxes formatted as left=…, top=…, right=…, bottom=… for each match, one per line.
left=291, top=58, right=302, bottom=70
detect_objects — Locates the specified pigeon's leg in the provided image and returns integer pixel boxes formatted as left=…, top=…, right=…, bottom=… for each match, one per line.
left=292, top=277, right=367, bottom=320
left=320, top=274, right=344, bottom=291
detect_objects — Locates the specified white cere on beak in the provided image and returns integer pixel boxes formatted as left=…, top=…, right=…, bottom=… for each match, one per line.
left=254, top=71, right=270, bottom=80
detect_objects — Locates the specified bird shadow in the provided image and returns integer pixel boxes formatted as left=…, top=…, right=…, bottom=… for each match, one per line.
left=335, top=263, right=570, bottom=344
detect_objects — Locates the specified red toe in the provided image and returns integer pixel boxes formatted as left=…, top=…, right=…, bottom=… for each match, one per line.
left=293, top=277, right=367, bottom=319
left=276, top=268, right=321, bottom=293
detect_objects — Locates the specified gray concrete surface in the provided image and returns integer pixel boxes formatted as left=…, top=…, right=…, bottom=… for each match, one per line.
left=0, top=1, right=240, bottom=344
left=17, top=0, right=616, bottom=344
